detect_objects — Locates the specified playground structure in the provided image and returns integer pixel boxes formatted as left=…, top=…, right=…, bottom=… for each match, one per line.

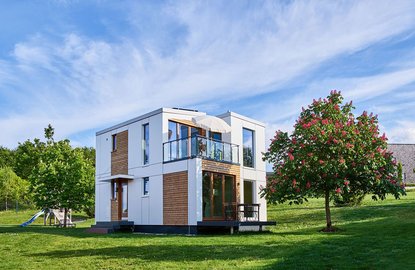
left=20, top=208, right=75, bottom=227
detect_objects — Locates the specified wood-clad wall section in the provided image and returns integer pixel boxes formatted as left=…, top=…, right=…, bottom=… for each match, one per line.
left=163, top=171, right=188, bottom=225
left=111, top=130, right=128, bottom=175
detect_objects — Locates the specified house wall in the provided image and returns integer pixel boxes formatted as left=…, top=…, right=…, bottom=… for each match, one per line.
left=95, top=108, right=270, bottom=225
left=218, top=112, right=267, bottom=221
left=388, top=144, right=415, bottom=184
left=95, top=109, right=204, bottom=225
left=163, top=171, right=188, bottom=225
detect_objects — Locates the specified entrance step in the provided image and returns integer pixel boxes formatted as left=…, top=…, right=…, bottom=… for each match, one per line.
left=86, top=227, right=114, bottom=234
left=89, top=221, right=134, bottom=233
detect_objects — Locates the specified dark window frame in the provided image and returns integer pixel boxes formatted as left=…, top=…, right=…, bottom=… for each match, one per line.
left=143, top=177, right=149, bottom=196
left=243, top=128, right=255, bottom=168
left=112, top=134, right=117, bottom=152
left=143, top=123, right=150, bottom=165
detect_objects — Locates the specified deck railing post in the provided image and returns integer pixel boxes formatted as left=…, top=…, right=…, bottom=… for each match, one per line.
left=258, top=204, right=260, bottom=221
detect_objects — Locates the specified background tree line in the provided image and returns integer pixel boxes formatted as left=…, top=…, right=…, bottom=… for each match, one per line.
left=0, top=125, right=95, bottom=219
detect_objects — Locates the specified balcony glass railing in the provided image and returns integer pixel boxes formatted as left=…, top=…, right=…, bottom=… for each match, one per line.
left=163, top=135, right=239, bottom=164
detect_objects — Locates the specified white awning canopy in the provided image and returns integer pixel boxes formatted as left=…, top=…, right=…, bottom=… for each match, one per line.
left=98, top=174, right=135, bottom=182
left=192, top=115, right=231, bottom=133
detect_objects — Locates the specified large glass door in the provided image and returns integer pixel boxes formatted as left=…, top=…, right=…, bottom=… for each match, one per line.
left=212, top=174, right=223, bottom=217
left=202, top=171, right=236, bottom=220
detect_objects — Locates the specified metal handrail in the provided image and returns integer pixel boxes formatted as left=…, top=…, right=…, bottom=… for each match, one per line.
left=162, top=135, right=239, bottom=148
left=163, top=135, right=239, bottom=164
left=237, top=203, right=260, bottom=222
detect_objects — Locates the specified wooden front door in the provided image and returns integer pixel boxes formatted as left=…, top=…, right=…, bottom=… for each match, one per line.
left=111, top=180, right=128, bottom=220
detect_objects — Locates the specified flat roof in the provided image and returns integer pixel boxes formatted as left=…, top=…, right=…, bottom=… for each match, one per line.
left=96, top=108, right=266, bottom=136
left=216, top=111, right=266, bottom=127
left=96, top=108, right=205, bottom=136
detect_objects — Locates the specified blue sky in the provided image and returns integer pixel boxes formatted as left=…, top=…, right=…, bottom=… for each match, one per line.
left=1, top=0, right=415, bottom=148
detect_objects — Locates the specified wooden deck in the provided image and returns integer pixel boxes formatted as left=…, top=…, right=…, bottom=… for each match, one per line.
left=197, top=220, right=276, bottom=234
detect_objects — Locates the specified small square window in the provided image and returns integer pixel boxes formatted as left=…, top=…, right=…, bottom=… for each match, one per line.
left=143, top=177, right=149, bottom=196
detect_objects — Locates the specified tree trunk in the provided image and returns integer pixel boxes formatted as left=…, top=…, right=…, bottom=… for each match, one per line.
left=5, top=197, right=8, bottom=211
left=325, top=189, right=332, bottom=230
left=64, top=208, right=68, bottom=228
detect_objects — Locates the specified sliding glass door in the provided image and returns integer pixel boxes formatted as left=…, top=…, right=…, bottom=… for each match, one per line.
left=202, top=171, right=236, bottom=220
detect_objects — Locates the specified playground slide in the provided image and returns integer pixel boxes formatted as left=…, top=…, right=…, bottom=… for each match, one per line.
left=20, top=209, right=45, bottom=227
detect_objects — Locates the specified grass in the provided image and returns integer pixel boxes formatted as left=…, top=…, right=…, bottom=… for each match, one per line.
left=1, top=193, right=414, bottom=269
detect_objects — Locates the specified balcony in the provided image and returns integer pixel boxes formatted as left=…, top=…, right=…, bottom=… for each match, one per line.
left=163, top=135, right=239, bottom=164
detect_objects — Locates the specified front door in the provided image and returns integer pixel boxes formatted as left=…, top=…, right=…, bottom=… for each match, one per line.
left=202, top=171, right=236, bottom=220
left=111, top=180, right=128, bottom=220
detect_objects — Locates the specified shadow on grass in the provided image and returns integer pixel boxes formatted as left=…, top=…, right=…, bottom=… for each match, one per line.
left=23, top=201, right=415, bottom=269
left=3, top=200, right=415, bottom=268
left=27, top=214, right=415, bottom=269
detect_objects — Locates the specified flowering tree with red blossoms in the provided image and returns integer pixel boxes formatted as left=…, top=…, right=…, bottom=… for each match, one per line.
left=261, top=91, right=406, bottom=232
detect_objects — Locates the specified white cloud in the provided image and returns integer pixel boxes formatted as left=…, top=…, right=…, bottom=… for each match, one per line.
left=1, top=1, right=415, bottom=147
left=344, top=68, right=415, bottom=101
left=388, top=121, right=415, bottom=143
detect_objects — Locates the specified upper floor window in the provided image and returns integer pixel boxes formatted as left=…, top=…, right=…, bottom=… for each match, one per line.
left=112, top=134, right=117, bottom=152
left=143, top=123, right=149, bottom=164
left=243, top=128, right=254, bottom=168
left=168, top=120, right=201, bottom=159
left=168, top=121, right=178, bottom=141
left=209, top=131, right=222, bottom=141
left=143, top=177, right=149, bottom=195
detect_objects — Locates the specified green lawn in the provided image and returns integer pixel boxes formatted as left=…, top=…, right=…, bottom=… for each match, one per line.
left=1, top=192, right=414, bottom=269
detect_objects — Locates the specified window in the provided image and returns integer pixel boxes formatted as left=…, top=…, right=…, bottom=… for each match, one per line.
left=244, top=180, right=254, bottom=204
left=243, top=128, right=254, bottom=167
left=143, top=177, right=149, bottom=195
left=112, top=134, right=117, bottom=151
left=143, top=124, right=149, bottom=164
left=209, top=131, right=222, bottom=141
left=168, top=121, right=178, bottom=141
left=111, top=181, right=117, bottom=199
left=168, top=120, right=201, bottom=159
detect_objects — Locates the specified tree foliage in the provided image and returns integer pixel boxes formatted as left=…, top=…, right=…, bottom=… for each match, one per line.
left=397, top=162, right=403, bottom=184
left=77, top=146, right=96, bottom=217
left=14, top=139, right=46, bottom=181
left=0, top=167, right=30, bottom=211
left=0, top=147, right=15, bottom=168
left=28, top=126, right=95, bottom=226
left=261, top=91, right=405, bottom=231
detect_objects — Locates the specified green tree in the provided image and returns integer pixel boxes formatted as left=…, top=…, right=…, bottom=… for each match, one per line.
left=0, top=167, right=30, bottom=211
left=14, top=139, right=46, bottom=181
left=262, top=91, right=405, bottom=231
left=0, top=146, right=15, bottom=168
left=397, top=162, right=403, bottom=184
left=76, top=146, right=96, bottom=217
left=29, top=126, right=95, bottom=226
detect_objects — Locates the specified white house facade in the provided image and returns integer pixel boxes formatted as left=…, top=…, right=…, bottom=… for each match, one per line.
left=92, top=108, right=275, bottom=234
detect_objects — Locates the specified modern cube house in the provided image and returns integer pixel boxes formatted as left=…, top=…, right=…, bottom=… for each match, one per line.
left=93, top=108, right=275, bottom=234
